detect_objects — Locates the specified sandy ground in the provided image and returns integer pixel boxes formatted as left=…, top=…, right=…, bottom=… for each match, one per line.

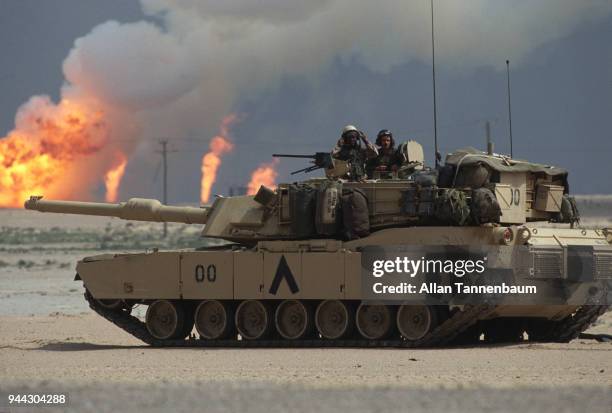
left=1, top=206, right=612, bottom=412
left=0, top=312, right=611, bottom=412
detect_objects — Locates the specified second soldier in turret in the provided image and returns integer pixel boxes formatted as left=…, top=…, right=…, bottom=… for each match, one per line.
left=366, top=129, right=402, bottom=179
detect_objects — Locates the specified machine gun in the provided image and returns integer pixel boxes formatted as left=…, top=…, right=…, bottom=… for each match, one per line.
left=272, top=152, right=334, bottom=175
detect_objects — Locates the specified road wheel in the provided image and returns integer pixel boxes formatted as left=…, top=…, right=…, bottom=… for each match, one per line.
left=195, top=300, right=234, bottom=340
left=145, top=300, right=186, bottom=340
left=315, top=300, right=353, bottom=339
left=397, top=305, right=435, bottom=341
left=235, top=300, right=271, bottom=340
left=275, top=300, right=312, bottom=340
left=356, top=304, right=394, bottom=340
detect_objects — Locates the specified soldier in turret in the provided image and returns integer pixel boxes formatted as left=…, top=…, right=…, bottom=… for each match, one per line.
left=366, top=129, right=402, bottom=178
left=332, top=125, right=378, bottom=181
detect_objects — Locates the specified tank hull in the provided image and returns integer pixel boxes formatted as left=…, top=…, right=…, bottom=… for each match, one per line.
left=76, top=225, right=610, bottom=346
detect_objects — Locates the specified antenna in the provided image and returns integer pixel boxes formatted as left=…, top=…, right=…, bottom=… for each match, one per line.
left=430, top=0, right=439, bottom=167
left=506, top=60, right=514, bottom=158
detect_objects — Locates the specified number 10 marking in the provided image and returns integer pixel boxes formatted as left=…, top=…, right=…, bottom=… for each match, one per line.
left=510, top=188, right=520, bottom=206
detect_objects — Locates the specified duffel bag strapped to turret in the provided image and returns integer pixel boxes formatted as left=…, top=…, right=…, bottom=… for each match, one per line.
left=289, top=183, right=317, bottom=238
left=315, top=180, right=342, bottom=236
left=434, top=188, right=470, bottom=225
left=401, top=187, right=471, bottom=226
left=410, top=168, right=439, bottom=187
left=470, top=187, right=502, bottom=224
left=454, top=162, right=490, bottom=188
left=341, top=187, right=370, bottom=240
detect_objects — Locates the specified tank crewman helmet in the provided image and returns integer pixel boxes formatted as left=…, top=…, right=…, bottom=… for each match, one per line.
left=342, top=124, right=359, bottom=136
left=376, top=129, right=395, bottom=147
left=341, top=124, right=361, bottom=145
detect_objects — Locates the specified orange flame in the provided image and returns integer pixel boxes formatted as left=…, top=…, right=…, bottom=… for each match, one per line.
left=247, top=158, right=279, bottom=195
left=0, top=96, right=109, bottom=207
left=200, top=115, right=237, bottom=204
left=104, top=152, right=127, bottom=202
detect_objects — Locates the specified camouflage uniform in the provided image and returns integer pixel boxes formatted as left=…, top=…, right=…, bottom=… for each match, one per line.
left=332, top=135, right=378, bottom=181
left=365, top=129, right=402, bottom=178
left=366, top=147, right=402, bottom=178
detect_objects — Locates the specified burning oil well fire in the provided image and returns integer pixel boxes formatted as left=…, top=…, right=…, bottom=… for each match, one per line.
left=0, top=96, right=116, bottom=207
left=247, top=159, right=279, bottom=195
left=199, top=115, right=279, bottom=203
left=200, top=115, right=237, bottom=204
left=104, top=152, right=128, bottom=203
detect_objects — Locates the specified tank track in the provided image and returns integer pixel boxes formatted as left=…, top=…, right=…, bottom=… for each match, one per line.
left=540, top=305, right=609, bottom=343
left=85, top=292, right=609, bottom=347
left=84, top=292, right=494, bottom=348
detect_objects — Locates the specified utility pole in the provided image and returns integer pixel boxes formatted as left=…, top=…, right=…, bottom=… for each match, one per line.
left=156, top=140, right=176, bottom=238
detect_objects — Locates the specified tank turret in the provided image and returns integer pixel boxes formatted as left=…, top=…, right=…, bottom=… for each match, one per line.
left=24, top=145, right=581, bottom=244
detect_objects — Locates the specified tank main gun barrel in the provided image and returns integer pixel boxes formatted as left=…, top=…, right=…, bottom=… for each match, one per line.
left=24, top=196, right=209, bottom=224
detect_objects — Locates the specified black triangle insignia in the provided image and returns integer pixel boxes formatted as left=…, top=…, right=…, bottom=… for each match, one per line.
left=268, top=255, right=299, bottom=295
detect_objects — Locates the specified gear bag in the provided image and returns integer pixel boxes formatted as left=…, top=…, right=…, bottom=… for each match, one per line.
left=315, top=180, right=342, bottom=236
left=341, top=187, right=370, bottom=240
left=289, top=183, right=317, bottom=237
left=454, top=163, right=490, bottom=188
left=411, top=169, right=439, bottom=187
left=470, top=187, right=501, bottom=224
left=434, top=188, right=470, bottom=225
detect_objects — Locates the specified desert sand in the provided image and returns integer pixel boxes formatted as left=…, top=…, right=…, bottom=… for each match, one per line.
left=1, top=205, right=611, bottom=412
left=0, top=311, right=611, bottom=412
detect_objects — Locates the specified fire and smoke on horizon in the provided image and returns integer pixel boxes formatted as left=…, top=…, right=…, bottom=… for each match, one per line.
left=1, top=0, right=611, bottom=207
left=200, top=115, right=278, bottom=203
left=200, top=115, right=237, bottom=204
left=0, top=96, right=111, bottom=207
left=104, top=152, right=128, bottom=203
left=247, top=159, right=279, bottom=195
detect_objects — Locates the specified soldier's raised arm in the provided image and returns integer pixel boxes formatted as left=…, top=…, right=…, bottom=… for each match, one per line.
left=359, top=131, right=378, bottom=159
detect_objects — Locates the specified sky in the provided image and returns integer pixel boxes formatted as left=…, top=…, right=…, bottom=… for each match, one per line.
left=1, top=0, right=611, bottom=203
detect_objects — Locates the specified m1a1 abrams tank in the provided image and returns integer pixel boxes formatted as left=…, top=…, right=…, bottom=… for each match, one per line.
left=24, top=143, right=611, bottom=347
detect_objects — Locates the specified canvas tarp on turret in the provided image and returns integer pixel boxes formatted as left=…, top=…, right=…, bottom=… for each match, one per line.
left=445, top=147, right=568, bottom=177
